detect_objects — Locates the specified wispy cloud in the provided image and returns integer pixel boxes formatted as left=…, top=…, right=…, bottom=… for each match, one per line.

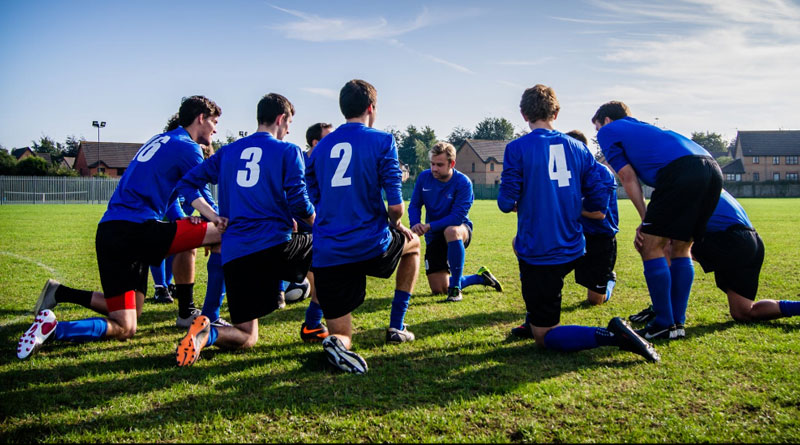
left=300, top=87, right=338, bottom=99
left=497, top=80, right=525, bottom=89
left=387, top=39, right=474, bottom=74
left=494, top=57, right=555, bottom=66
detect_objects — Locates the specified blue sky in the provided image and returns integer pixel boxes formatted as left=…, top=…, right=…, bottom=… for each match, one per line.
left=1, top=0, right=799, bottom=152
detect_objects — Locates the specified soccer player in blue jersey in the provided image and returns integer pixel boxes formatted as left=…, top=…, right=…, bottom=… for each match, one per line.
left=593, top=101, right=723, bottom=341
left=306, top=79, right=421, bottom=374
left=408, top=141, right=503, bottom=302
left=629, top=190, right=800, bottom=327
left=173, top=93, right=315, bottom=366
left=498, top=84, right=659, bottom=362
left=18, top=96, right=227, bottom=360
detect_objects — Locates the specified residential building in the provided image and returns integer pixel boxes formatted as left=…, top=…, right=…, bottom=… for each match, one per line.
left=74, top=141, right=143, bottom=177
left=455, top=139, right=507, bottom=185
left=732, top=130, right=800, bottom=182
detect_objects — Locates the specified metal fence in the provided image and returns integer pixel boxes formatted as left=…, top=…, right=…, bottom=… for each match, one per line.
left=0, top=176, right=121, bottom=204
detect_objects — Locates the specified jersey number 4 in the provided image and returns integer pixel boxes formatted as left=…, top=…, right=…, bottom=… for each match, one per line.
left=237, top=147, right=262, bottom=188
left=548, top=144, right=572, bottom=187
left=330, top=143, right=352, bottom=187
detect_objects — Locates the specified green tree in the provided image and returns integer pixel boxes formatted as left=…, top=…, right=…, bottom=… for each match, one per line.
left=447, top=126, right=473, bottom=149
left=63, top=135, right=83, bottom=157
left=398, top=125, right=437, bottom=175
left=15, top=156, right=52, bottom=176
left=31, top=135, right=64, bottom=162
left=691, top=131, right=728, bottom=155
left=473, top=117, right=515, bottom=140
left=0, top=150, right=16, bottom=175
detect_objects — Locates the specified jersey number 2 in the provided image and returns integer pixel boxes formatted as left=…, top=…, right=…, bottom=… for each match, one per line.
left=236, top=147, right=262, bottom=188
left=548, top=144, right=572, bottom=187
left=331, top=143, right=352, bottom=187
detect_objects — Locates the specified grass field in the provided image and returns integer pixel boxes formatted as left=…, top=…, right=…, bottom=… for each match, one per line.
left=1, top=200, right=799, bottom=443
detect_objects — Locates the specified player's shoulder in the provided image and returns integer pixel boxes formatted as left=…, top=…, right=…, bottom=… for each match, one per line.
left=452, top=169, right=471, bottom=184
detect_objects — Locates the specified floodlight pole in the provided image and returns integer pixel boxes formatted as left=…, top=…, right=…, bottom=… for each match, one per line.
left=91, top=120, right=106, bottom=203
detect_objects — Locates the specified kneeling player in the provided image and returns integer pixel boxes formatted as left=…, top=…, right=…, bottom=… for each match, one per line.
left=409, top=141, right=502, bottom=302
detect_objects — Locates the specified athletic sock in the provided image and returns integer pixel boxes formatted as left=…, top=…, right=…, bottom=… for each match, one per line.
left=150, top=260, right=167, bottom=288
left=778, top=300, right=800, bottom=317
left=447, top=240, right=466, bottom=290
left=54, top=318, right=108, bottom=342
left=605, top=279, right=616, bottom=302
left=595, top=327, right=616, bottom=347
left=305, top=300, right=324, bottom=329
left=174, top=283, right=195, bottom=319
left=669, top=257, right=694, bottom=325
left=389, top=290, right=412, bottom=330
left=201, top=253, right=224, bottom=321
left=643, top=257, right=674, bottom=328
left=460, top=274, right=484, bottom=289
left=165, top=255, right=174, bottom=285
left=53, top=284, right=93, bottom=309
left=207, top=325, right=218, bottom=347
left=279, top=281, right=288, bottom=292
left=543, top=325, right=599, bottom=352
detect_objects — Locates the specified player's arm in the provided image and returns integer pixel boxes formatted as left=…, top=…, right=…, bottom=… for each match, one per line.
left=305, top=151, right=320, bottom=207
left=380, top=136, right=414, bottom=240
left=284, top=146, right=315, bottom=227
left=498, top=142, right=521, bottom=213
left=176, top=154, right=228, bottom=231
left=580, top=158, right=614, bottom=219
left=616, top=164, right=646, bottom=221
left=408, top=175, right=427, bottom=236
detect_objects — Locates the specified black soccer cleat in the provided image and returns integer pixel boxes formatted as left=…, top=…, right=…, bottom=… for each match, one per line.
left=477, top=266, right=503, bottom=292
left=607, top=317, right=660, bottom=363
left=153, top=286, right=174, bottom=304
left=628, top=305, right=656, bottom=324
left=510, top=322, right=534, bottom=339
left=444, top=287, right=463, bottom=303
left=635, top=322, right=677, bottom=341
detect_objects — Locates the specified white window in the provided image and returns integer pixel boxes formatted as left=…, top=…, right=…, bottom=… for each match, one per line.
left=752, top=156, right=759, bottom=164
left=774, top=172, right=781, bottom=181
left=787, top=172, right=799, bottom=181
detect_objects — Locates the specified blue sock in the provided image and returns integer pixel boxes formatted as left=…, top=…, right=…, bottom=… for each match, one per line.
left=201, top=252, right=225, bottom=321
left=150, top=261, right=167, bottom=288
left=460, top=274, right=484, bottom=289
left=447, top=240, right=465, bottom=289
left=390, top=290, right=412, bottom=330
left=543, top=325, right=599, bottom=352
left=305, top=300, right=324, bottom=328
left=207, top=325, right=218, bottom=346
left=669, top=257, right=694, bottom=325
left=165, top=255, right=174, bottom=285
left=279, top=281, right=288, bottom=292
left=54, top=318, right=108, bottom=342
left=643, top=257, right=674, bottom=328
left=779, top=300, right=800, bottom=317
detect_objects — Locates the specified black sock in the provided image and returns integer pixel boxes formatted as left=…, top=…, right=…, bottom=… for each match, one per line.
left=54, top=284, right=93, bottom=309
left=174, top=283, right=195, bottom=318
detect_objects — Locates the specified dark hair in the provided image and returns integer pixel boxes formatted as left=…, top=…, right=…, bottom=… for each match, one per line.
left=566, top=129, right=588, bottom=145
left=306, top=122, right=333, bottom=147
left=592, top=101, right=631, bottom=124
left=164, top=113, right=180, bottom=132
left=257, top=93, right=295, bottom=126
left=520, top=84, right=560, bottom=123
left=339, top=79, right=377, bottom=119
left=178, top=95, right=221, bottom=128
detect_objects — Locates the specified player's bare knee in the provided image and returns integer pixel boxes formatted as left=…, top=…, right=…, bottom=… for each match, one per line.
left=241, top=331, right=259, bottom=349
left=586, top=292, right=605, bottom=305
left=730, top=307, right=753, bottom=322
left=431, top=284, right=448, bottom=295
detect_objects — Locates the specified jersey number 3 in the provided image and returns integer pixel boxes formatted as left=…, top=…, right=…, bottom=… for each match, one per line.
left=237, top=147, right=262, bottom=187
left=330, top=143, right=352, bottom=187
left=548, top=144, right=572, bottom=187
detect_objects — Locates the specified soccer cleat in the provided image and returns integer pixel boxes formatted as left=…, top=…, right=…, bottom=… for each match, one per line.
left=604, top=279, right=615, bottom=302
left=629, top=305, right=656, bottom=324
left=477, top=266, right=503, bottom=292
left=386, top=324, right=415, bottom=344
left=635, top=322, right=677, bottom=340
left=607, top=316, right=660, bottom=363
left=445, top=287, right=463, bottom=303
left=152, top=286, right=174, bottom=304
left=300, top=322, right=329, bottom=343
left=510, top=322, right=534, bottom=339
left=285, top=279, right=311, bottom=303
left=32, top=279, right=60, bottom=315
left=176, top=307, right=201, bottom=328
left=210, top=317, right=232, bottom=328
left=176, top=315, right=211, bottom=367
left=322, top=335, right=368, bottom=374
left=674, top=323, right=686, bottom=339
left=17, top=310, right=58, bottom=360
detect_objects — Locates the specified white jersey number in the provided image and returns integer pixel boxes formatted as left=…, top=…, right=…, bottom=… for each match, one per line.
left=236, top=147, right=262, bottom=188
left=330, top=142, right=352, bottom=187
left=548, top=144, right=573, bottom=187
left=135, top=135, right=170, bottom=162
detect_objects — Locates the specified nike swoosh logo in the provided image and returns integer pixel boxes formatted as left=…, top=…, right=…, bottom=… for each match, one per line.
left=423, top=188, right=431, bottom=191
left=641, top=222, right=652, bottom=226
left=303, top=326, right=324, bottom=334
left=595, top=284, right=605, bottom=288
left=644, top=328, right=670, bottom=339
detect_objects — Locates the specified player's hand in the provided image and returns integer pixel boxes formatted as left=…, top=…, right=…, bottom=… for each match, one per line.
left=185, top=215, right=203, bottom=225
left=395, top=222, right=416, bottom=241
left=292, top=218, right=299, bottom=233
left=634, top=224, right=644, bottom=253
left=512, top=203, right=518, bottom=213
left=411, top=223, right=428, bottom=236
left=213, top=216, right=229, bottom=233
left=204, top=246, right=211, bottom=257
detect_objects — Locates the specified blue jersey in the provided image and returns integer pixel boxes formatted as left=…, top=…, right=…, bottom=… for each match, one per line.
left=408, top=169, right=473, bottom=243
left=706, top=189, right=752, bottom=232
left=307, top=122, right=403, bottom=267
left=177, top=132, right=314, bottom=265
left=580, top=164, right=619, bottom=236
left=498, top=128, right=615, bottom=265
left=597, top=117, right=710, bottom=187
left=101, top=127, right=203, bottom=224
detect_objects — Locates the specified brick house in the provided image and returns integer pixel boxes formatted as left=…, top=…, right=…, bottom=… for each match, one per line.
left=455, top=139, right=508, bottom=185
left=74, top=141, right=143, bottom=177
left=731, top=130, right=800, bottom=182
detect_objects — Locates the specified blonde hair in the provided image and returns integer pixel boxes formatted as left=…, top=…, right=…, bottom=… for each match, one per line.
left=430, top=141, right=456, bottom=163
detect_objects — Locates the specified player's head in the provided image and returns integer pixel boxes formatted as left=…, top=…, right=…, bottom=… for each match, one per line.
left=592, top=101, right=631, bottom=130
left=164, top=113, right=180, bottom=132
left=520, top=84, right=560, bottom=124
left=306, top=122, right=334, bottom=149
left=340, top=79, right=377, bottom=126
left=257, top=93, right=295, bottom=140
left=566, top=129, right=588, bottom=145
left=179, top=95, right=221, bottom=146
left=429, top=141, right=456, bottom=181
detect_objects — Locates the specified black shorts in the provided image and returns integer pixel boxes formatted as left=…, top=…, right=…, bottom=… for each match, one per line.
left=574, top=233, right=617, bottom=293
left=424, top=225, right=472, bottom=275
left=223, top=233, right=312, bottom=324
left=691, top=226, right=764, bottom=301
left=313, top=227, right=406, bottom=320
left=642, top=155, right=722, bottom=242
left=95, top=220, right=178, bottom=298
left=518, top=258, right=579, bottom=328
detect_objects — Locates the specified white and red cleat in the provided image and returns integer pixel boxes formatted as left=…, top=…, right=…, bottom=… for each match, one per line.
left=17, top=310, right=57, bottom=360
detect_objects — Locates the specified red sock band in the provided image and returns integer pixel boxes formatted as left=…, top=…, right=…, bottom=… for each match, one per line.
left=167, top=219, right=208, bottom=255
left=107, top=290, right=136, bottom=312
